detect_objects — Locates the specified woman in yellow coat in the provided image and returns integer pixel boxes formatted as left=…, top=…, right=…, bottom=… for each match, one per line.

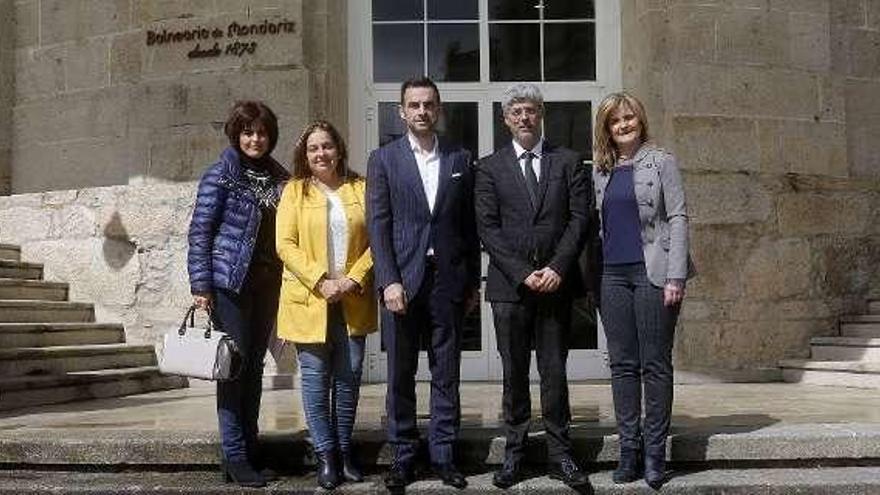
left=276, top=120, right=377, bottom=489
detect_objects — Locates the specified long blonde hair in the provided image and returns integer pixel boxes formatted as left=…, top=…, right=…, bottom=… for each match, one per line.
left=593, top=92, right=651, bottom=173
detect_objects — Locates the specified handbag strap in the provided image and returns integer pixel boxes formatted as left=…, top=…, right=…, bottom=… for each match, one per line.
left=177, top=305, right=198, bottom=336
left=178, top=304, right=224, bottom=340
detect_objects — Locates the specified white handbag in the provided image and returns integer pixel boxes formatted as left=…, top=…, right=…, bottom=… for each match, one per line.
left=159, top=305, right=241, bottom=381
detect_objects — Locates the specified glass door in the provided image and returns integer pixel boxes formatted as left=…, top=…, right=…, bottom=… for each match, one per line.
left=348, top=0, right=620, bottom=382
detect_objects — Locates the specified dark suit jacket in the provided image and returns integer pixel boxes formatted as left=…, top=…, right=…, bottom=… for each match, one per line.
left=366, top=136, right=480, bottom=303
left=475, top=141, right=590, bottom=302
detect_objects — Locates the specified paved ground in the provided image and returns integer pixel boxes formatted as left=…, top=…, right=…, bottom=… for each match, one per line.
left=4, top=382, right=880, bottom=433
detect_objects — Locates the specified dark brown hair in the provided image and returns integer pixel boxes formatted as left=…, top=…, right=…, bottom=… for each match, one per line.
left=292, top=120, right=360, bottom=195
left=223, top=100, right=279, bottom=155
left=399, top=76, right=441, bottom=105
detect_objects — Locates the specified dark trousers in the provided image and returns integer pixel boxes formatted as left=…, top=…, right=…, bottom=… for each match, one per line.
left=600, top=263, right=678, bottom=455
left=492, top=294, right=573, bottom=463
left=383, top=265, right=462, bottom=466
left=212, top=265, right=280, bottom=463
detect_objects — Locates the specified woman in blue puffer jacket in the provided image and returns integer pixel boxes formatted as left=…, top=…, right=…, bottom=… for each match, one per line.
left=187, top=100, right=290, bottom=488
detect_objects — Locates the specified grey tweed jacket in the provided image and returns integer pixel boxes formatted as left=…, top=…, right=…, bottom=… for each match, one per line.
left=592, top=143, right=696, bottom=288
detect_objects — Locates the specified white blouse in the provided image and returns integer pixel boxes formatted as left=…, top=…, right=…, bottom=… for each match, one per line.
left=316, top=181, right=348, bottom=278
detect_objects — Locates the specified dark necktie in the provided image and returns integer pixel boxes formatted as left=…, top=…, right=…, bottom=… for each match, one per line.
left=521, top=151, right=538, bottom=209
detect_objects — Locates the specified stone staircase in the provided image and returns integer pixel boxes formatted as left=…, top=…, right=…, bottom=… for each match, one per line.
left=0, top=243, right=186, bottom=411
left=780, top=299, right=880, bottom=388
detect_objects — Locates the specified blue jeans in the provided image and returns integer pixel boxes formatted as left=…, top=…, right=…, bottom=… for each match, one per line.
left=212, top=265, right=280, bottom=463
left=600, top=263, right=679, bottom=455
left=296, top=304, right=366, bottom=454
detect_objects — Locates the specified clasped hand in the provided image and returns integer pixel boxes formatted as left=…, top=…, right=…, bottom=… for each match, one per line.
left=524, top=266, right=562, bottom=293
left=318, top=276, right=359, bottom=303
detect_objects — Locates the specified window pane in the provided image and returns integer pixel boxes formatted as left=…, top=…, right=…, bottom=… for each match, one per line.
left=545, top=0, right=595, bottom=19
left=372, top=0, right=423, bottom=21
left=544, top=101, right=592, bottom=161
left=428, top=24, right=479, bottom=82
left=373, top=24, right=424, bottom=82
left=489, top=0, right=539, bottom=20
left=544, top=22, right=595, bottom=81
left=378, top=102, right=406, bottom=147
left=492, top=102, right=509, bottom=152
left=490, top=24, right=540, bottom=81
left=428, top=0, right=478, bottom=20
left=438, top=102, right=478, bottom=162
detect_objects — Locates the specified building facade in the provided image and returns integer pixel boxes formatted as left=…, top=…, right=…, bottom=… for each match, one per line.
left=0, top=0, right=878, bottom=382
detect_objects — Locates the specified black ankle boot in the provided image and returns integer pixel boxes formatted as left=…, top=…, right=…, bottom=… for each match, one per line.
left=316, top=450, right=341, bottom=489
left=613, top=447, right=643, bottom=483
left=341, top=450, right=364, bottom=483
left=222, top=460, right=266, bottom=488
left=644, top=450, right=666, bottom=490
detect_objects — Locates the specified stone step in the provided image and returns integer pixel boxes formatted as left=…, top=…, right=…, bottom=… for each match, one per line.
left=780, top=359, right=880, bottom=388
left=0, top=259, right=42, bottom=280
left=869, top=300, right=880, bottom=314
left=810, top=337, right=880, bottom=361
left=4, top=423, right=880, bottom=467
left=0, top=366, right=187, bottom=411
left=0, top=322, right=124, bottom=348
left=3, top=467, right=880, bottom=495
left=0, top=244, right=20, bottom=262
left=0, top=300, right=93, bottom=323
left=0, top=343, right=157, bottom=377
left=841, top=314, right=880, bottom=323
left=0, top=278, right=68, bottom=301
left=839, top=321, right=880, bottom=338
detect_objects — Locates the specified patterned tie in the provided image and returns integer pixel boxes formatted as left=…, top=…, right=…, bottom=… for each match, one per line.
left=522, top=151, right=538, bottom=209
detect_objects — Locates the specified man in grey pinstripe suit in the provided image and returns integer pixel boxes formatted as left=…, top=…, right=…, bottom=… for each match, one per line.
left=366, top=77, right=480, bottom=491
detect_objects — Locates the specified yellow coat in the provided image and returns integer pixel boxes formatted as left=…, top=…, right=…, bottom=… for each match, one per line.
left=275, top=177, right=377, bottom=343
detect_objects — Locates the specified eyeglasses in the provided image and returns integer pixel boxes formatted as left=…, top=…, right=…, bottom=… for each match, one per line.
left=507, top=105, right=541, bottom=118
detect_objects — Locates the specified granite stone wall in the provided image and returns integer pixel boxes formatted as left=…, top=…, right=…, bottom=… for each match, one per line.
left=0, top=0, right=13, bottom=194
left=7, top=0, right=342, bottom=193
left=622, top=0, right=880, bottom=374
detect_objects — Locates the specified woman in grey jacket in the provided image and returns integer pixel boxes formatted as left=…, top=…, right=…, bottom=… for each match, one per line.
left=592, top=92, right=694, bottom=489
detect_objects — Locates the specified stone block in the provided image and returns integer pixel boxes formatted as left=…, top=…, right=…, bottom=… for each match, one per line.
left=757, top=119, right=847, bottom=177
left=818, top=74, right=846, bottom=123
left=870, top=0, right=880, bottom=28
left=132, top=0, right=214, bottom=26
left=740, top=238, right=814, bottom=300
left=23, top=239, right=138, bottom=307
left=831, top=0, right=867, bottom=27
left=65, top=38, right=111, bottom=91
left=634, top=0, right=671, bottom=16
left=133, top=241, right=191, bottom=311
left=665, top=64, right=820, bottom=120
left=110, top=32, right=144, bottom=85
left=13, top=46, right=66, bottom=103
left=215, top=0, right=297, bottom=15
left=668, top=5, right=718, bottom=64
left=812, top=235, right=880, bottom=296
left=845, top=79, right=880, bottom=178
left=717, top=9, right=789, bottom=66
left=0, top=205, right=51, bottom=243
left=847, top=28, right=880, bottom=78
left=50, top=205, right=98, bottom=239
left=777, top=191, right=872, bottom=236
left=40, top=0, right=132, bottom=45
left=14, top=87, right=131, bottom=144
left=670, top=116, right=759, bottom=173
left=686, top=173, right=775, bottom=225
left=787, top=12, right=831, bottom=71
left=11, top=138, right=130, bottom=193
left=146, top=124, right=228, bottom=182
left=14, top=0, right=39, bottom=47
left=688, top=225, right=760, bottom=299
left=105, top=183, right=195, bottom=249
left=770, top=0, right=829, bottom=14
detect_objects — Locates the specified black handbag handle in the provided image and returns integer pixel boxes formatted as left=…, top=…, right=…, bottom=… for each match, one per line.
left=178, top=304, right=223, bottom=339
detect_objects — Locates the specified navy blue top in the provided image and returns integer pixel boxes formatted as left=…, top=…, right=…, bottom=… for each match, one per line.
left=602, top=163, right=644, bottom=265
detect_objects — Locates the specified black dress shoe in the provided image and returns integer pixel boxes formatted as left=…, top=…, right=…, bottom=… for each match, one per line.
left=384, top=461, right=415, bottom=490
left=222, top=460, right=267, bottom=488
left=548, top=455, right=588, bottom=487
left=612, top=447, right=643, bottom=484
left=316, top=450, right=340, bottom=490
left=340, top=450, right=364, bottom=483
left=492, top=459, right=523, bottom=489
left=433, top=463, right=467, bottom=489
left=644, top=452, right=666, bottom=490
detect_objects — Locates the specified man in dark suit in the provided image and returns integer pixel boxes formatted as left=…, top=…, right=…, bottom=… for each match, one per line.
left=475, top=83, right=590, bottom=489
left=366, top=77, right=480, bottom=491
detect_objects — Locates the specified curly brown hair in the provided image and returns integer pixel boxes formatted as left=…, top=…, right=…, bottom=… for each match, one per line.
left=291, top=120, right=360, bottom=195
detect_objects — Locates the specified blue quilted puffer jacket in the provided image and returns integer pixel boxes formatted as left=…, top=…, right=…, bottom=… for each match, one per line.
left=187, top=147, right=290, bottom=295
